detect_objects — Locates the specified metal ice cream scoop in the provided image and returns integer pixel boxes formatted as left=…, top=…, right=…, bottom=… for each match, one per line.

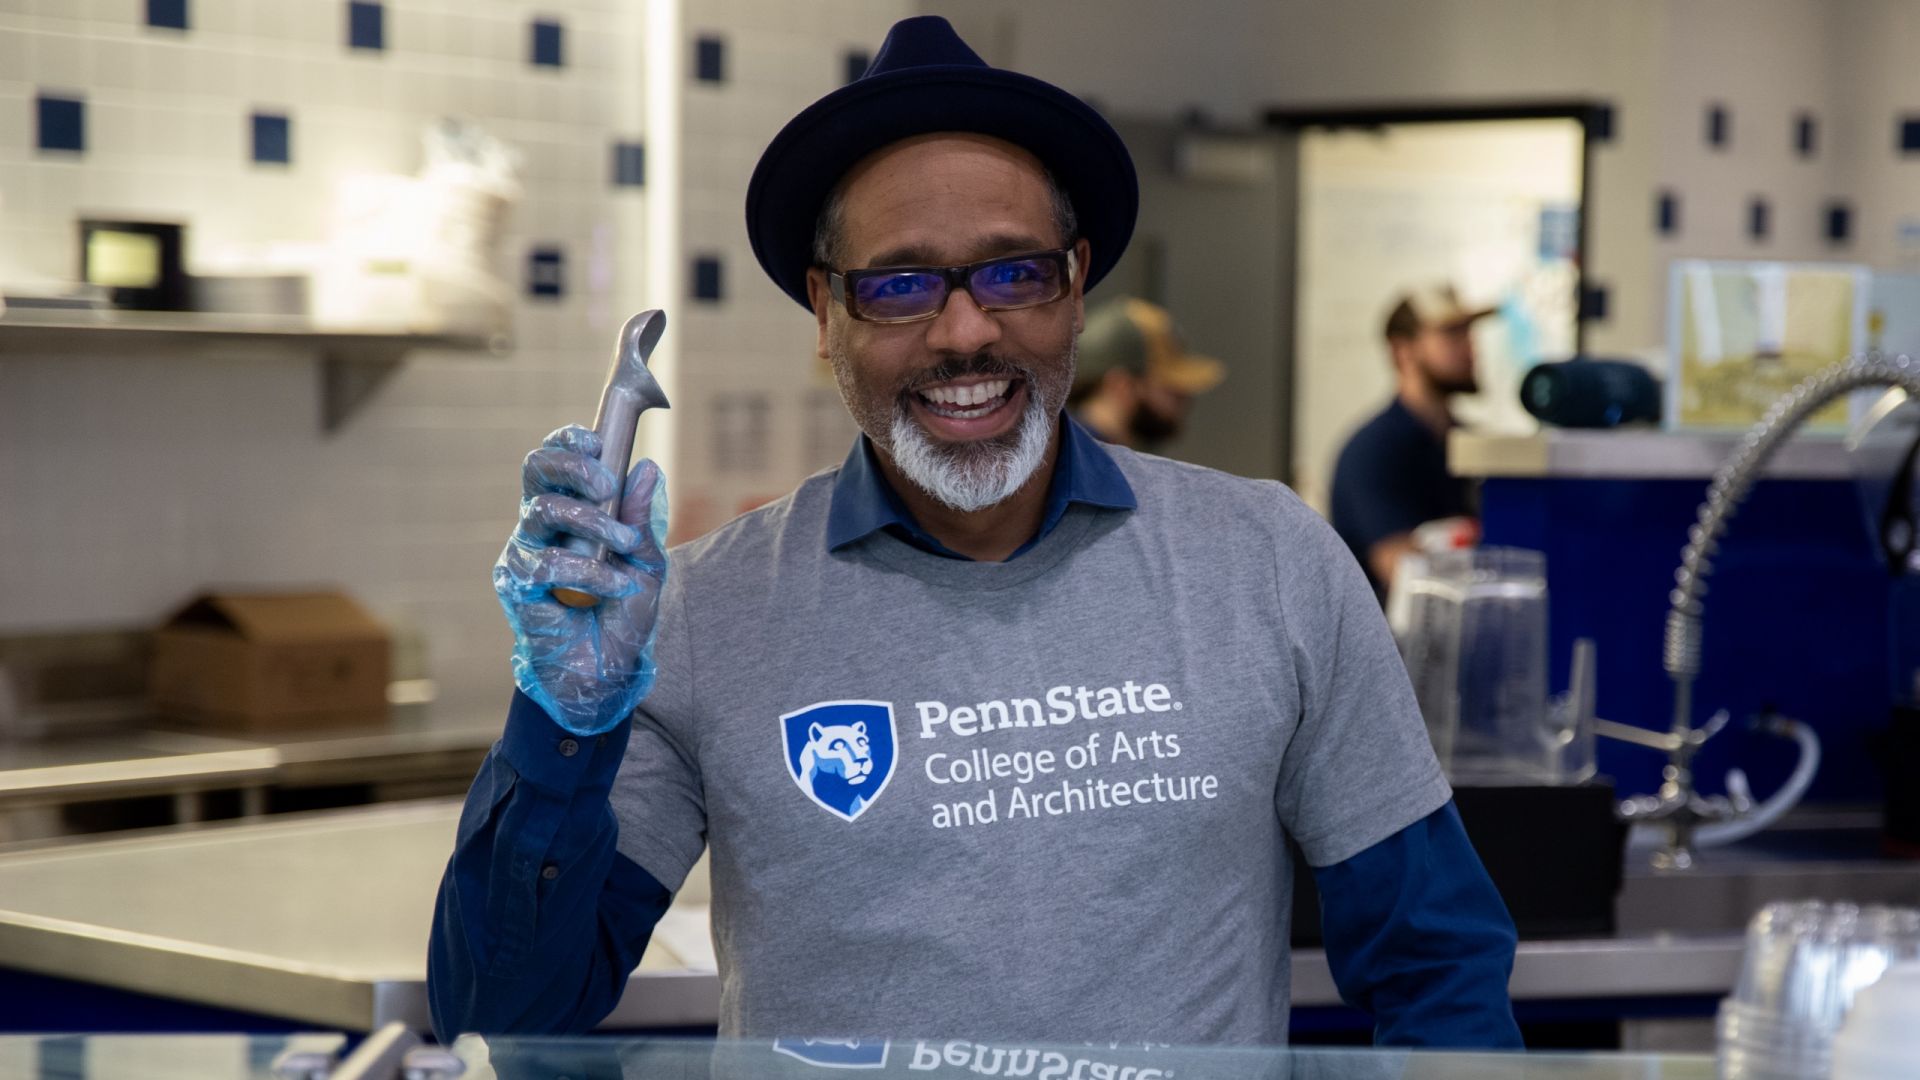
left=553, top=310, right=670, bottom=609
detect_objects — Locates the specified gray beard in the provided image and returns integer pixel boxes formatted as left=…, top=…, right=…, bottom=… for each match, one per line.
left=887, top=385, right=1054, bottom=512
left=829, top=330, right=1074, bottom=514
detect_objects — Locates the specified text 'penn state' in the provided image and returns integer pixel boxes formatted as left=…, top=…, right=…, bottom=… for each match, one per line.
left=915, top=680, right=1183, bottom=739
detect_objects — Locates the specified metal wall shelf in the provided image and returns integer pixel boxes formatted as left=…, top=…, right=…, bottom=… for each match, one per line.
left=0, top=311, right=504, bottom=432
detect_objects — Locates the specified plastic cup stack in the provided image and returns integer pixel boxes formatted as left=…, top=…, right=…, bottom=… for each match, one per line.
left=1718, top=901, right=1920, bottom=1079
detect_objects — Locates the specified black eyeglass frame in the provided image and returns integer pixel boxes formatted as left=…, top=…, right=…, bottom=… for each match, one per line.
left=826, top=248, right=1079, bottom=324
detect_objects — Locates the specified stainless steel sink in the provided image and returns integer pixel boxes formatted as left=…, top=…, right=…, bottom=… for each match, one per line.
left=1617, top=812, right=1920, bottom=934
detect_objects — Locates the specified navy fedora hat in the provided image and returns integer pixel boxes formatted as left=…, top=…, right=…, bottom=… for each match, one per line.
left=745, top=15, right=1138, bottom=311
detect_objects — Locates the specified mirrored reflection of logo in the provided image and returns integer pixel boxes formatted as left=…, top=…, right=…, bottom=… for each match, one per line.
left=781, top=700, right=897, bottom=822
left=772, top=1036, right=892, bottom=1069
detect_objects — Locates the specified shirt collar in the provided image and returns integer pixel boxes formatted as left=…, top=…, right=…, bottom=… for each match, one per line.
left=826, top=413, right=1137, bottom=560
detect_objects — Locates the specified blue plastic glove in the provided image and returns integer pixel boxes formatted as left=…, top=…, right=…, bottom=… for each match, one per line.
left=493, top=424, right=669, bottom=736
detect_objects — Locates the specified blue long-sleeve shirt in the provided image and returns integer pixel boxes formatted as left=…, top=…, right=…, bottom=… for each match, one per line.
left=429, top=691, right=672, bottom=1036
left=430, top=420, right=1521, bottom=1046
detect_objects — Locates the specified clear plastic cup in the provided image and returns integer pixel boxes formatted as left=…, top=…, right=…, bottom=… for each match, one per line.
left=1397, top=547, right=1568, bottom=783
left=1718, top=902, right=1920, bottom=1079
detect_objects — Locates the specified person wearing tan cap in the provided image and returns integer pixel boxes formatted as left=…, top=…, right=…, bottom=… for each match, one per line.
left=1330, top=284, right=1496, bottom=600
left=1069, top=297, right=1225, bottom=451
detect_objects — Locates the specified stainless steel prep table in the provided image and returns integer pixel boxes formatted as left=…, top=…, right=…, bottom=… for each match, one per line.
left=0, top=799, right=1763, bottom=1034
left=0, top=730, right=279, bottom=827
left=0, top=800, right=717, bottom=1032
left=0, top=700, right=506, bottom=841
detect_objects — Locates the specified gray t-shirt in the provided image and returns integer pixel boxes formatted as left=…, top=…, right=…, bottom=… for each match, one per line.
left=613, top=445, right=1451, bottom=1044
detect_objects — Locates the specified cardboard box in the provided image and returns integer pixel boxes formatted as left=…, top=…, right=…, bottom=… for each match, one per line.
left=150, top=590, right=390, bottom=730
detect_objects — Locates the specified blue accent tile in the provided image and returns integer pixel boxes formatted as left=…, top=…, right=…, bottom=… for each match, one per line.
left=692, top=256, right=723, bottom=302
left=36, top=1038, right=83, bottom=1080
left=1827, top=201, right=1852, bottom=244
left=528, top=247, right=564, bottom=300
left=612, top=140, right=645, bottom=188
left=348, top=1, right=384, bottom=51
left=251, top=112, right=290, bottom=164
left=1707, top=104, right=1728, bottom=148
left=531, top=19, right=564, bottom=67
left=1796, top=113, right=1817, bottom=158
left=1656, top=190, right=1678, bottom=236
left=1537, top=205, right=1578, bottom=261
left=1749, top=197, right=1770, bottom=241
left=695, top=36, right=725, bottom=83
left=844, top=50, right=871, bottom=85
left=1589, top=103, right=1615, bottom=143
left=1580, top=284, right=1609, bottom=322
left=1902, top=117, right=1920, bottom=154
left=146, top=0, right=188, bottom=30
left=36, top=94, right=84, bottom=154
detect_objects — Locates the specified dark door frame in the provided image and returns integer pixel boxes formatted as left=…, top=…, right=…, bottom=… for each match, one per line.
left=1261, top=100, right=1610, bottom=485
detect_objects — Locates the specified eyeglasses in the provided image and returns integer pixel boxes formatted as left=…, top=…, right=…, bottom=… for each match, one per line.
left=827, top=249, right=1077, bottom=324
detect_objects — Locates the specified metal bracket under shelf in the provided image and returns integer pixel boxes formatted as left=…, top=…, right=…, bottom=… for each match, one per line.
left=319, top=350, right=407, bottom=433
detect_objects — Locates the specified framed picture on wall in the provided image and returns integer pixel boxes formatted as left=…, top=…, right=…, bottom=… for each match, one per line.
left=1666, top=260, right=1871, bottom=432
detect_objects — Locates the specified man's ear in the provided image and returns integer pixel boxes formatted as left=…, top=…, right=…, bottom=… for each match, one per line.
left=1070, top=237, right=1092, bottom=333
left=806, top=267, right=833, bottom=361
left=1386, top=338, right=1412, bottom=375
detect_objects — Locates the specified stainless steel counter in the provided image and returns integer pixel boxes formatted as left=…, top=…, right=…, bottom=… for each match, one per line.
left=0, top=799, right=1770, bottom=1033
left=1616, top=815, right=1920, bottom=934
left=0, top=700, right=503, bottom=841
left=0, top=800, right=713, bottom=1031
left=0, top=733, right=277, bottom=810
left=1448, top=428, right=1858, bottom=479
left=1297, top=935, right=1742, bottom=1008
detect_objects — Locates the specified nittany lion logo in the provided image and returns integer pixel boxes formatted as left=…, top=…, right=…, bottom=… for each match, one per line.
left=771, top=1037, right=890, bottom=1069
left=780, top=700, right=897, bottom=822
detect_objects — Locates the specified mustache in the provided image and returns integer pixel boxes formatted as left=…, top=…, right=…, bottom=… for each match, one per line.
left=900, top=353, right=1031, bottom=394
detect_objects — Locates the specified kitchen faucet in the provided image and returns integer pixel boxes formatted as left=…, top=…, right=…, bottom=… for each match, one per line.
left=1598, top=354, right=1917, bottom=870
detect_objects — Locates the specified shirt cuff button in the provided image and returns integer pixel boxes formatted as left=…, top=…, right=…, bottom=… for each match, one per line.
left=557, top=737, right=580, bottom=757
left=541, top=863, right=560, bottom=880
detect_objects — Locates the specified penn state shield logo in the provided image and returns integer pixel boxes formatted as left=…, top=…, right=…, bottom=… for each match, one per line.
left=780, top=700, right=897, bottom=822
left=771, top=1037, right=890, bottom=1069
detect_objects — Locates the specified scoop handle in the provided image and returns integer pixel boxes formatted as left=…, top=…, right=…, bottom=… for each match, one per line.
left=554, top=312, right=667, bottom=608
left=552, top=384, right=648, bottom=608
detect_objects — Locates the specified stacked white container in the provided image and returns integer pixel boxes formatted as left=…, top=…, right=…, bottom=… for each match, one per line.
left=1830, top=962, right=1920, bottom=1080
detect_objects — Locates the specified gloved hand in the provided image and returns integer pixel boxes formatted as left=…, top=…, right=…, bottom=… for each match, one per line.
left=494, top=425, right=669, bottom=736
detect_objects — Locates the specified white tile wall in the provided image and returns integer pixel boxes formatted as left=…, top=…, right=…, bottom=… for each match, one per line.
left=0, top=0, right=658, bottom=710
left=922, top=0, right=1920, bottom=365
left=26, top=0, right=1903, bottom=705
left=664, top=0, right=911, bottom=536
left=0, top=0, right=938, bottom=709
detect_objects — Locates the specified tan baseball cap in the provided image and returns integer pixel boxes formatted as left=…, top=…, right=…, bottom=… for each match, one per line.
left=1383, top=283, right=1496, bottom=340
left=1075, top=297, right=1227, bottom=395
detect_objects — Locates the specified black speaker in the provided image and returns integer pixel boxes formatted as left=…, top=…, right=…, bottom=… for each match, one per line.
left=1521, top=357, right=1662, bottom=428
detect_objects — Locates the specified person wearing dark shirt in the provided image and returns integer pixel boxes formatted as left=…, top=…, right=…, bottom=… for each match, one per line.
left=1330, top=285, right=1492, bottom=599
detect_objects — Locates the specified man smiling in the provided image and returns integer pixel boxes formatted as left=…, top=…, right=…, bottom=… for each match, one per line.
left=810, top=130, right=1083, bottom=559
left=429, top=16, right=1522, bottom=1049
